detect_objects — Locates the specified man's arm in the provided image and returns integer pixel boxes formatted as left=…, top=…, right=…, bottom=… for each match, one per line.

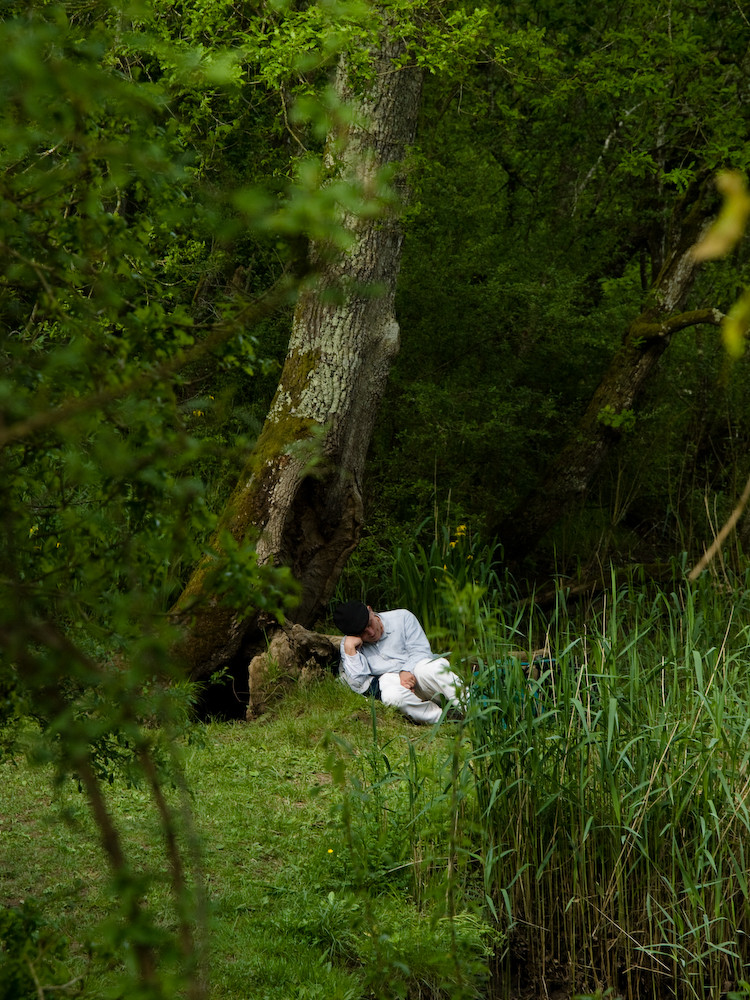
left=343, top=635, right=363, bottom=656
left=339, top=636, right=373, bottom=695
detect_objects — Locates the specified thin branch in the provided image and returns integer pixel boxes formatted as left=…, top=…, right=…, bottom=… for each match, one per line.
left=169, top=750, right=211, bottom=1000
left=2, top=614, right=207, bottom=993
left=5, top=621, right=161, bottom=988
left=74, top=755, right=128, bottom=870
left=139, top=752, right=193, bottom=955
left=26, top=958, right=45, bottom=1000
left=688, top=469, right=750, bottom=580
left=571, top=104, right=642, bottom=215
left=0, top=274, right=297, bottom=451
left=734, top=0, right=750, bottom=28
left=41, top=974, right=85, bottom=995
left=279, top=87, right=308, bottom=153
left=72, top=754, right=157, bottom=985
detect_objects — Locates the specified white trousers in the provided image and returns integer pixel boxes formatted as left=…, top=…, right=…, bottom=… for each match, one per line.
left=378, top=657, right=463, bottom=724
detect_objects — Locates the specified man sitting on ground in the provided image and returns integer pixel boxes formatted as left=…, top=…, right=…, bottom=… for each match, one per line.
left=332, top=600, right=464, bottom=724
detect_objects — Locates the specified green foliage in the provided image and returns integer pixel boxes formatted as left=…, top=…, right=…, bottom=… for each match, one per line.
left=0, top=901, right=78, bottom=1000
left=325, top=718, right=494, bottom=999
left=597, top=403, right=636, bottom=433
left=390, top=523, right=503, bottom=639
left=9, top=552, right=750, bottom=999
left=367, top=0, right=750, bottom=570
left=0, top=0, right=418, bottom=994
left=7, top=0, right=750, bottom=996
left=0, top=691, right=494, bottom=1000
left=693, top=170, right=750, bottom=358
left=330, top=557, right=750, bottom=996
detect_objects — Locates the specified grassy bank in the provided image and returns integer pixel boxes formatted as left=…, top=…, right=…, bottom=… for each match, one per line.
left=0, top=680, right=491, bottom=1000
left=4, top=561, right=750, bottom=999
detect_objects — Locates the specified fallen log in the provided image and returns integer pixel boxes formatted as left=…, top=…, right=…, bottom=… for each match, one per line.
left=246, top=624, right=340, bottom=719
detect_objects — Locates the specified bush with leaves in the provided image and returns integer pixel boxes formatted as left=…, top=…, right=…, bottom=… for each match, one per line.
left=0, top=0, right=401, bottom=994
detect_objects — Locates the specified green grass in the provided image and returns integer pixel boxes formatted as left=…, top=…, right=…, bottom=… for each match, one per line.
left=6, top=559, right=750, bottom=1000
left=0, top=679, right=491, bottom=1000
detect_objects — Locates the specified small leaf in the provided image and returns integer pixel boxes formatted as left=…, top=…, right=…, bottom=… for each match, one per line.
left=692, top=170, right=750, bottom=261
left=722, top=289, right=750, bottom=358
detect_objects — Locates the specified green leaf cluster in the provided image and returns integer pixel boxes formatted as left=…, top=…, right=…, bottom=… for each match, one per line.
left=0, top=0, right=405, bottom=993
left=0, top=900, right=76, bottom=1000
left=365, top=0, right=750, bottom=567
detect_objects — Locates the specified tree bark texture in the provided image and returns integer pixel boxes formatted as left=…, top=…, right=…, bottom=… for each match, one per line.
left=246, top=624, right=340, bottom=719
left=501, top=184, right=722, bottom=562
left=174, top=25, right=422, bottom=681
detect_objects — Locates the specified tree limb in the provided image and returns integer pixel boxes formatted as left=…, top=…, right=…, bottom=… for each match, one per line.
left=0, top=275, right=298, bottom=451
left=2, top=615, right=203, bottom=992
left=631, top=307, right=724, bottom=340
left=139, top=747, right=207, bottom=1000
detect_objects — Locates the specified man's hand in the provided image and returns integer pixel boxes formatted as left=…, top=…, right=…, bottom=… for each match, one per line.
left=399, top=670, right=416, bottom=690
left=344, top=635, right=364, bottom=656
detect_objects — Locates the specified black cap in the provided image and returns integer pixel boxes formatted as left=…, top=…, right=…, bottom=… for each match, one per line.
left=333, top=600, right=370, bottom=635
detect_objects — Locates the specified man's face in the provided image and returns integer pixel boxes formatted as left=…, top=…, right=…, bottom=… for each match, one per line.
left=359, top=608, right=384, bottom=643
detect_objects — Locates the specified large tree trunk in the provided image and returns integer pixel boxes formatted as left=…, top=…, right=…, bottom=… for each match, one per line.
left=173, top=24, right=422, bottom=682
left=500, top=183, right=722, bottom=563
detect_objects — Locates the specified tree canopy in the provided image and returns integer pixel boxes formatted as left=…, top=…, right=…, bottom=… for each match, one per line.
left=365, top=0, right=750, bottom=577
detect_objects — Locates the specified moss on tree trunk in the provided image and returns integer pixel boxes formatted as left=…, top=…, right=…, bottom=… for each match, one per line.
left=172, top=22, right=423, bottom=686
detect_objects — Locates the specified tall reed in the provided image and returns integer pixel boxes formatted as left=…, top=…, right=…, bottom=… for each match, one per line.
left=468, top=567, right=750, bottom=999
left=391, top=523, right=504, bottom=639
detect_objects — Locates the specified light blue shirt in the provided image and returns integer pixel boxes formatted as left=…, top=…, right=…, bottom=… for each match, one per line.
left=339, top=609, right=433, bottom=694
